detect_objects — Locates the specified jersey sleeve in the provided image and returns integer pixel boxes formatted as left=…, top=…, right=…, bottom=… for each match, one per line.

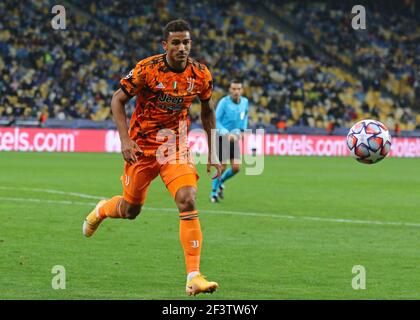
left=215, top=98, right=229, bottom=135
left=199, top=66, right=213, bottom=102
left=119, top=61, right=146, bottom=97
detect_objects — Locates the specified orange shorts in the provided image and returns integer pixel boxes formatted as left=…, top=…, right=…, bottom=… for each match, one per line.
left=120, top=153, right=199, bottom=205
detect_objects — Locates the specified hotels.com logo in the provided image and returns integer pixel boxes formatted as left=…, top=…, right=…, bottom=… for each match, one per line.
left=0, top=128, right=75, bottom=152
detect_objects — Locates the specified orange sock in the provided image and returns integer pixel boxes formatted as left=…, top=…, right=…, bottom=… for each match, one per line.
left=98, top=196, right=124, bottom=219
left=179, top=210, right=202, bottom=274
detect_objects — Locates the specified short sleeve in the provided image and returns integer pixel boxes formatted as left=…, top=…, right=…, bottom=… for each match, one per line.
left=120, top=62, right=146, bottom=97
left=199, top=66, right=213, bottom=102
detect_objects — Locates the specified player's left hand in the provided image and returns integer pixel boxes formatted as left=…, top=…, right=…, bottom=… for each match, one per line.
left=207, top=157, right=222, bottom=179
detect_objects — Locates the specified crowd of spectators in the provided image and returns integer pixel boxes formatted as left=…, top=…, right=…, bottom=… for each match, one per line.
left=0, top=0, right=136, bottom=124
left=266, top=0, right=420, bottom=130
left=1, top=0, right=419, bottom=132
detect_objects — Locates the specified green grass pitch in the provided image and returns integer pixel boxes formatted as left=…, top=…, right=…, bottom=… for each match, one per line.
left=0, top=152, right=419, bottom=299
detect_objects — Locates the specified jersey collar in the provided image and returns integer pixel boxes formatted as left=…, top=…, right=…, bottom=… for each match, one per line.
left=164, top=55, right=188, bottom=73
left=229, top=96, right=241, bottom=104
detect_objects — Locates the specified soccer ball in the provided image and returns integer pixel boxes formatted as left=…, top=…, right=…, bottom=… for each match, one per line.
left=346, top=119, right=392, bottom=164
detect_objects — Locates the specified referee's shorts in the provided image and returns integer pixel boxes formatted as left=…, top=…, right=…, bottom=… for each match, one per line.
left=216, top=133, right=241, bottom=163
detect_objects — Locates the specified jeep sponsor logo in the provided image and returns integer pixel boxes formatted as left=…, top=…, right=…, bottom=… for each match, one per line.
left=157, top=93, right=185, bottom=111
left=158, top=94, right=184, bottom=105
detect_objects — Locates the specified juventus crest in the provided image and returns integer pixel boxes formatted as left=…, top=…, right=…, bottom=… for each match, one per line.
left=187, top=77, right=195, bottom=92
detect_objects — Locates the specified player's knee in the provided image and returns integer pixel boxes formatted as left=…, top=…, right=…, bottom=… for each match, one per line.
left=175, top=187, right=196, bottom=212
left=124, top=204, right=142, bottom=220
left=178, top=196, right=196, bottom=212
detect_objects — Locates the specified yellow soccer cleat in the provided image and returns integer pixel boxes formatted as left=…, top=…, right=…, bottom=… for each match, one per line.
left=83, top=200, right=107, bottom=237
left=186, top=274, right=219, bottom=296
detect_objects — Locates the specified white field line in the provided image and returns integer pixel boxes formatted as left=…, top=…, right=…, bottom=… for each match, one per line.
left=0, top=196, right=97, bottom=207
left=0, top=186, right=104, bottom=200
left=1, top=187, right=420, bottom=228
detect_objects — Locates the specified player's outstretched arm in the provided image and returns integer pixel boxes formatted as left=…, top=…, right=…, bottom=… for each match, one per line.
left=111, top=88, right=143, bottom=164
left=201, top=98, right=222, bottom=179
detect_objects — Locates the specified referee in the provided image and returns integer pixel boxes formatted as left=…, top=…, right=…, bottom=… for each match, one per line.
left=210, top=80, right=249, bottom=202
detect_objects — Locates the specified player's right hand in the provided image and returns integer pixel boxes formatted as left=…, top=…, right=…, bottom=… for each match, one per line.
left=121, top=138, right=143, bottom=165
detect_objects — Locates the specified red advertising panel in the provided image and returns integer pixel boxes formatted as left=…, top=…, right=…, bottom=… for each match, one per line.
left=1, top=128, right=420, bottom=157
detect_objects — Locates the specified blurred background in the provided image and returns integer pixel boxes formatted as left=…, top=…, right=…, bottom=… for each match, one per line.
left=1, top=0, right=419, bottom=136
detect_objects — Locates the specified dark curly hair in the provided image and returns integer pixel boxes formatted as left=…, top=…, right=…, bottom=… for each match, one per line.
left=163, top=19, right=191, bottom=40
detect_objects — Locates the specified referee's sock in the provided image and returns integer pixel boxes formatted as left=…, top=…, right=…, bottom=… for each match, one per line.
left=211, top=178, right=220, bottom=197
left=220, top=167, right=237, bottom=183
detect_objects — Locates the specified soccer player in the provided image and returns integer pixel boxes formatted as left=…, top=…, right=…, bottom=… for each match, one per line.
left=210, top=80, right=249, bottom=202
left=82, top=19, right=221, bottom=296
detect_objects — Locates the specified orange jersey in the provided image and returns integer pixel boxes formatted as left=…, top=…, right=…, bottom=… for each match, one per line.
left=120, top=54, right=213, bottom=156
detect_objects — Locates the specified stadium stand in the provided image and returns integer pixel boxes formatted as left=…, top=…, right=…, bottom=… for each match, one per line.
left=265, top=0, right=420, bottom=131
left=1, top=0, right=419, bottom=135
